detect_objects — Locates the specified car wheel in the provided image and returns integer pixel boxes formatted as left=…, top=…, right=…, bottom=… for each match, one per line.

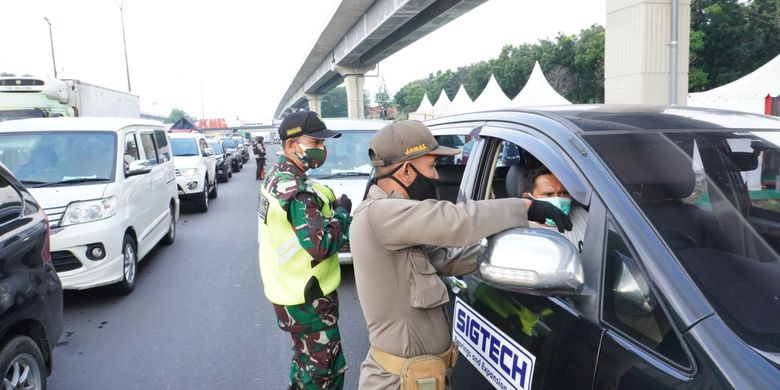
left=193, top=182, right=209, bottom=212
left=161, top=205, right=176, bottom=245
left=232, top=162, right=239, bottom=173
left=0, top=335, right=45, bottom=390
left=208, top=177, right=218, bottom=199
left=114, top=234, right=137, bottom=295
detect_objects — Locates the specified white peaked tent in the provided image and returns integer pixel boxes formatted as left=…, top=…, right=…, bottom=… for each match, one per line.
left=688, top=54, right=780, bottom=115
left=512, top=61, right=571, bottom=106
left=439, top=85, right=474, bottom=117
left=432, top=89, right=451, bottom=117
left=409, top=93, right=434, bottom=121
left=472, top=74, right=512, bottom=111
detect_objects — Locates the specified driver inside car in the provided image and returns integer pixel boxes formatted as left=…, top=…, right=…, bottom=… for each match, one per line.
left=520, top=163, right=587, bottom=251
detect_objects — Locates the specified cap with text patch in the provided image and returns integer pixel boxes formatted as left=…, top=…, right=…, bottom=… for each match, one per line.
left=278, top=111, right=341, bottom=141
left=368, top=120, right=459, bottom=167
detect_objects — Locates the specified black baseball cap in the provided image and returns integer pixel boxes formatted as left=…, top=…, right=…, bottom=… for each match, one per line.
left=278, top=111, right=341, bottom=141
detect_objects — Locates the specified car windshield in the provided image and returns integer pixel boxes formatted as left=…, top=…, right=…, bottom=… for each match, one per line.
left=307, top=130, right=375, bottom=179
left=171, top=138, right=199, bottom=156
left=585, top=129, right=780, bottom=353
left=221, top=138, right=236, bottom=148
left=0, top=131, right=116, bottom=185
left=207, top=141, right=224, bottom=154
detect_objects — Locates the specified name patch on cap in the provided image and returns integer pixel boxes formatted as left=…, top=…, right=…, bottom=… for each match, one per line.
left=286, top=127, right=303, bottom=137
left=405, top=143, right=427, bottom=155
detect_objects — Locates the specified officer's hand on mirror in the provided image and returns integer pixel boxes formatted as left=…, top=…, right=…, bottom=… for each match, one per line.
left=525, top=199, right=573, bottom=233
left=334, top=194, right=352, bottom=215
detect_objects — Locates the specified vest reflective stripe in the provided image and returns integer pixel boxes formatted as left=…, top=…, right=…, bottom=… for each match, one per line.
left=258, top=181, right=341, bottom=305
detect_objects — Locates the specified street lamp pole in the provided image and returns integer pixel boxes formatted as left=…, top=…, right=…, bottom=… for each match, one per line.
left=116, top=0, right=131, bottom=93
left=43, top=17, right=57, bottom=78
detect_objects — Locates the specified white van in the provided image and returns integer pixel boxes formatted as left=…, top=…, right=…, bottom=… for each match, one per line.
left=309, top=118, right=389, bottom=263
left=0, top=117, right=179, bottom=294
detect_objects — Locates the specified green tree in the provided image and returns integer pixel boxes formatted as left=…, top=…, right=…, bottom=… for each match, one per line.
left=375, top=77, right=392, bottom=110
left=321, top=87, right=347, bottom=118
left=167, top=108, right=196, bottom=124
left=394, top=82, right=427, bottom=114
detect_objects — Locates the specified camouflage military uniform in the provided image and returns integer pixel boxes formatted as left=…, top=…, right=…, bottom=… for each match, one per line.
left=263, top=155, right=350, bottom=390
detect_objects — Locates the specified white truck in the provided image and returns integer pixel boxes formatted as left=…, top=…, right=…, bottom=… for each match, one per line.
left=0, top=77, right=140, bottom=120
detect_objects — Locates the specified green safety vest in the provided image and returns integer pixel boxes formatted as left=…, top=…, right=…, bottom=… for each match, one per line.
left=258, top=181, right=341, bottom=305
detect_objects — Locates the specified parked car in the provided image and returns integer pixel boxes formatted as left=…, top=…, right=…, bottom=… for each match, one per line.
left=0, top=117, right=179, bottom=294
left=0, top=161, right=63, bottom=389
left=220, top=137, right=243, bottom=172
left=207, top=138, right=231, bottom=183
left=233, top=136, right=249, bottom=164
left=426, top=106, right=780, bottom=389
left=307, top=118, right=389, bottom=263
left=170, top=131, right=217, bottom=212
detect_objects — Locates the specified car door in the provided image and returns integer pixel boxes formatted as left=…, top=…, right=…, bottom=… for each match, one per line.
left=121, top=129, right=150, bottom=242
left=199, top=137, right=215, bottom=185
left=134, top=129, right=164, bottom=256
left=436, top=121, right=603, bottom=389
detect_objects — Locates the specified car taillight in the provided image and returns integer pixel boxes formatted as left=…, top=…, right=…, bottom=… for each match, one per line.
left=42, top=215, right=51, bottom=264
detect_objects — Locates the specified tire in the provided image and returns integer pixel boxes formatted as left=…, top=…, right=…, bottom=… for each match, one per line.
left=0, top=335, right=45, bottom=390
left=228, top=169, right=233, bottom=178
left=193, top=182, right=209, bottom=212
left=231, top=162, right=239, bottom=173
left=208, top=177, right=218, bottom=199
left=113, top=234, right=137, bottom=295
left=160, top=204, right=176, bottom=245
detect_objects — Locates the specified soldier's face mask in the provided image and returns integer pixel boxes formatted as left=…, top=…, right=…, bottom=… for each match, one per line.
left=377, top=162, right=439, bottom=201
left=295, top=142, right=327, bottom=170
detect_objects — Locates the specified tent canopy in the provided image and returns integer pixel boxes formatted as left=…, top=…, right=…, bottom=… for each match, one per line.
left=409, top=93, right=434, bottom=121
left=170, top=117, right=201, bottom=131
left=512, top=61, right=571, bottom=107
left=432, top=89, right=452, bottom=117
left=688, top=53, right=780, bottom=115
left=472, top=74, right=512, bottom=111
left=440, top=85, right=474, bottom=117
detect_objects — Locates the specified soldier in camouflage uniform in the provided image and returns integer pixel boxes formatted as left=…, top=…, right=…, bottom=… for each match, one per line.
left=258, top=111, right=352, bottom=390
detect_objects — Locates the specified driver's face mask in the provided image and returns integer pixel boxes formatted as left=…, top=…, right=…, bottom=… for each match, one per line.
left=527, top=195, right=571, bottom=227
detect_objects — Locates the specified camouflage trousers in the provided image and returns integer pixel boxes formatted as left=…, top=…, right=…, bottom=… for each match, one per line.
left=273, top=291, right=346, bottom=390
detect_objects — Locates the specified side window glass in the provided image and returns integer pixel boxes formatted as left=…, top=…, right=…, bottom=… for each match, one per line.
left=433, top=135, right=473, bottom=166
left=602, top=221, right=689, bottom=367
left=124, top=133, right=139, bottom=169
left=154, top=130, right=171, bottom=162
left=0, top=176, right=22, bottom=225
left=139, top=133, right=159, bottom=165
left=199, top=139, right=209, bottom=157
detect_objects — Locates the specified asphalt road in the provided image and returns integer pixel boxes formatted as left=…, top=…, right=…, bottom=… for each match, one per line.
left=49, top=149, right=370, bottom=389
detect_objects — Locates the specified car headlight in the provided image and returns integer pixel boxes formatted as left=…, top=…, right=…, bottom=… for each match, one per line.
left=180, top=168, right=198, bottom=177
left=62, top=196, right=117, bottom=226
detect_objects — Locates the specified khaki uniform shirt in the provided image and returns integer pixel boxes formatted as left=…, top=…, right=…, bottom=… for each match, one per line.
left=350, top=185, right=529, bottom=388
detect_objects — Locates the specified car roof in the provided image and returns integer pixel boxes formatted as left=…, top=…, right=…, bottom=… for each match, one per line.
left=425, top=105, right=780, bottom=132
left=321, top=118, right=389, bottom=131
left=0, top=117, right=165, bottom=132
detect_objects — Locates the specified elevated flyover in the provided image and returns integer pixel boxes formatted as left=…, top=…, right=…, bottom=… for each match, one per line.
left=274, top=0, right=487, bottom=119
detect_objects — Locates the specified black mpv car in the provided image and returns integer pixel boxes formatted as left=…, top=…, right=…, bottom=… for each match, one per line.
left=427, top=105, right=780, bottom=389
left=0, top=161, right=63, bottom=389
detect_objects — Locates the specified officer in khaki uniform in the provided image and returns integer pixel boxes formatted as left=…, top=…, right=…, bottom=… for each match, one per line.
left=349, top=120, right=572, bottom=389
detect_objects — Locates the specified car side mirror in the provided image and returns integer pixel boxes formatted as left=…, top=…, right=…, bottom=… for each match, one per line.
left=125, top=160, right=152, bottom=177
left=203, top=148, right=214, bottom=157
left=478, top=227, right=583, bottom=297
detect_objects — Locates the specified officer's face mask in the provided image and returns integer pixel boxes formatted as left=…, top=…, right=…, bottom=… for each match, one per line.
left=527, top=195, right=571, bottom=227
left=294, top=142, right=327, bottom=170
left=376, top=162, right=438, bottom=201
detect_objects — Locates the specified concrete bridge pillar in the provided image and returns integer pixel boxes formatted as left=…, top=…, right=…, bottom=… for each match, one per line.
left=305, top=94, right=324, bottom=115
left=335, top=65, right=375, bottom=119
left=605, top=0, right=690, bottom=105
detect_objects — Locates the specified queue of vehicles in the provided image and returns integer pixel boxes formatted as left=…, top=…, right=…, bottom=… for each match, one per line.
left=1, top=103, right=780, bottom=388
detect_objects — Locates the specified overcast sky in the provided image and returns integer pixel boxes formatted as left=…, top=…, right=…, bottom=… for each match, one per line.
left=0, top=0, right=604, bottom=123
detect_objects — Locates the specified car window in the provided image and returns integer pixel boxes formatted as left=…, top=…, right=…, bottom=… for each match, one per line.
left=199, top=139, right=210, bottom=157
left=0, top=131, right=116, bottom=184
left=154, top=130, right=171, bottom=162
left=602, top=220, right=690, bottom=368
left=139, top=133, right=159, bottom=165
left=124, top=133, right=139, bottom=168
left=433, top=135, right=473, bottom=166
left=0, top=176, right=22, bottom=225
left=170, top=138, right=199, bottom=156
left=307, top=130, right=375, bottom=179
left=586, top=131, right=780, bottom=353
left=208, top=141, right=224, bottom=154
